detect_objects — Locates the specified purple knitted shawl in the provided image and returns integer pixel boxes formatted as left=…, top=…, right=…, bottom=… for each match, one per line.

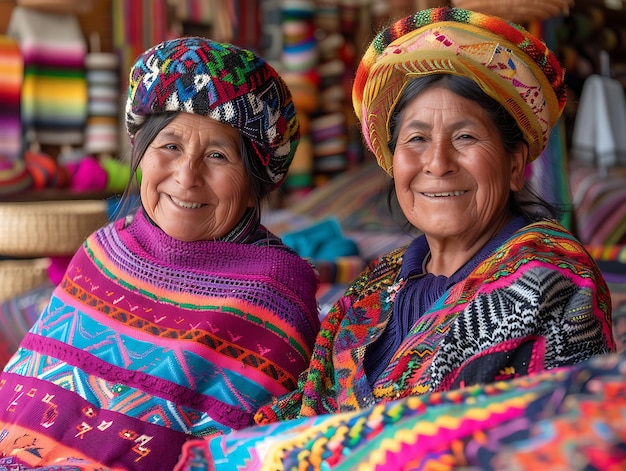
left=0, top=209, right=319, bottom=470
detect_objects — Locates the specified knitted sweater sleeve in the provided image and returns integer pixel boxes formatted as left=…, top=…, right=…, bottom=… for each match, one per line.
left=431, top=231, right=615, bottom=391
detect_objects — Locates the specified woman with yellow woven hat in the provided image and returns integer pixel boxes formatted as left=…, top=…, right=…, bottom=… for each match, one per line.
left=170, top=8, right=621, bottom=469
left=153, top=7, right=621, bottom=470
left=250, top=5, right=615, bottom=424
left=169, top=7, right=626, bottom=471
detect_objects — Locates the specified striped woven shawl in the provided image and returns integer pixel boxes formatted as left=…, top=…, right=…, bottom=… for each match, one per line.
left=256, top=219, right=614, bottom=423
left=0, top=209, right=319, bottom=469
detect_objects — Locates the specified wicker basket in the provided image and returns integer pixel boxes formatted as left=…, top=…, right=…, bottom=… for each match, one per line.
left=0, top=200, right=109, bottom=257
left=451, top=0, right=573, bottom=24
left=0, top=257, right=51, bottom=302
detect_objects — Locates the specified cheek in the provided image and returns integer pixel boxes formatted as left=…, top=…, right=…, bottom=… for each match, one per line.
left=475, top=157, right=509, bottom=188
left=138, top=165, right=154, bottom=192
left=216, top=170, right=252, bottom=204
left=394, top=176, right=413, bottom=198
left=139, top=155, right=169, bottom=183
left=475, top=172, right=511, bottom=211
left=137, top=158, right=153, bottom=184
left=392, top=152, right=417, bottom=185
left=137, top=161, right=163, bottom=203
left=393, top=176, right=415, bottom=213
left=139, top=178, right=155, bottom=211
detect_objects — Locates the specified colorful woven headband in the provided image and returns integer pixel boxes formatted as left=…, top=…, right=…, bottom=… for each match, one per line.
left=352, top=6, right=567, bottom=175
left=126, top=37, right=300, bottom=187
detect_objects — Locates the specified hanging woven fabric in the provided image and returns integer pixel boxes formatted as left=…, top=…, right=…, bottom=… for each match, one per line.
left=7, top=5, right=88, bottom=147
left=0, top=36, right=24, bottom=163
left=84, top=33, right=120, bottom=157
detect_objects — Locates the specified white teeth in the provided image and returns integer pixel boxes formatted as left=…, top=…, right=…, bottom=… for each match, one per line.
left=423, top=190, right=466, bottom=197
left=171, top=196, right=204, bottom=209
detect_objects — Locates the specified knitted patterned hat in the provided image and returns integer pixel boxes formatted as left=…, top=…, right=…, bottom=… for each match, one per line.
left=126, top=37, right=300, bottom=187
left=352, top=6, right=567, bottom=175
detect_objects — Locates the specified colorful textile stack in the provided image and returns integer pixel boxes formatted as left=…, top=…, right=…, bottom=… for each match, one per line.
left=84, top=51, right=120, bottom=156
left=7, top=5, right=88, bottom=147
left=310, top=5, right=351, bottom=179
left=310, top=108, right=347, bottom=175
left=175, top=352, right=626, bottom=470
left=281, top=0, right=318, bottom=193
left=259, top=0, right=283, bottom=63
left=0, top=282, right=54, bottom=366
left=171, top=0, right=215, bottom=28
left=281, top=217, right=359, bottom=262
left=231, top=0, right=261, bottom=52
left=171, top=0, right=234, bottom=43
left=0, top=36, right=23, bottom=163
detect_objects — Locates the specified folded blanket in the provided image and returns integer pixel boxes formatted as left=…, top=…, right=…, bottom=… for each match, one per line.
left=175, top=352, right=626, bottom=470
left=281, top=217, right=359, bottom=261
left=7, top=5, right=87, bottom=146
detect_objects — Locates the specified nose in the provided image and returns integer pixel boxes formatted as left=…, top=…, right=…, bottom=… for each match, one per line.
left=422, top=137, right=457, bottom=177
left=174, top=155, right=204, bottom=188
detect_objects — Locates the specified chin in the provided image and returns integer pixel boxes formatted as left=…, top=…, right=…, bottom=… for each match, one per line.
left=173, top=234, right=201, bottom=242
left=161, top=225, right=202, bottom=241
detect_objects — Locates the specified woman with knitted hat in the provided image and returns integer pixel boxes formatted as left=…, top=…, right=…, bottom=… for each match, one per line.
left=0, top=37, right=320, bottom=469
left=250, top=6, right=615, bottom=424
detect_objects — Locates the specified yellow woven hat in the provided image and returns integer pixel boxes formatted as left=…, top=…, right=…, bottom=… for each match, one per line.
left=352, top=6, right=567, bottom=175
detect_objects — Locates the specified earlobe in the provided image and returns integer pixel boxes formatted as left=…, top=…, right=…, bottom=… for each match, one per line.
left=509, top=143, right=528, bottom=192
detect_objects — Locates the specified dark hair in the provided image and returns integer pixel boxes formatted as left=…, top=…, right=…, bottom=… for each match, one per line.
left=386, top=74, right=563, bottom=228
left=112, top=112, right=274, bottom=220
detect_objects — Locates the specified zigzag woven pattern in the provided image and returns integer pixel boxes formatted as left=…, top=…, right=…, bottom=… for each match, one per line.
left=175, top=352, right=626, bottom=470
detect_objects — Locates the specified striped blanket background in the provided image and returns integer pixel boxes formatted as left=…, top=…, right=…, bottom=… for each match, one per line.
left=570, top=162, right=626, bottom=246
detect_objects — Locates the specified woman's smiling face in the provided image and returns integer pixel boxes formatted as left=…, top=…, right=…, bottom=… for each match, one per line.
left=139, top=112, right=254, bottom=241
left=392, top=86, right=526, bottom=247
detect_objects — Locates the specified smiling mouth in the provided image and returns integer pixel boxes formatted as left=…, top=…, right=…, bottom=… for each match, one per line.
left=422, top=190, right=467, bottom=197
left=170, top=195, right=205, bottom=209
